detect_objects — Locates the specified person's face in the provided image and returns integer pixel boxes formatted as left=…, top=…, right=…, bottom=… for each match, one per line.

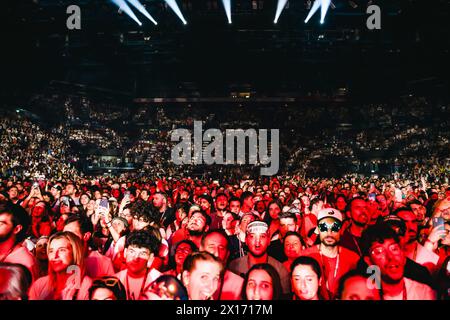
left=336, top=197, right=347, bottom=212
left=35, top=238, right=49, bottom=261
left=65, top=184, right=75, bottom=196
left=63, top=221, right=86, bottom=242
left=202, top=233, right=229, bottom=263
left=86, top=199, right=96, bottom=211
left=435, top=199, right=450, bottom=222
left=50, top=187, right=60, bottom=198
left=364, top=239, right=406, bottom=283
left=222, top=213, right=237, bottom=231
left=239, top=215, right=255, bottom=233
left=187, top=213, right=207, bottom=232
left=175, top=243, right=193, bottom=268
left=176, top=208, right=187, bottom=223
left=284, top=235, right=302, bottom=260
left=255, top=201, right=266, bottom=214
left=94, top=191, right=102, bottom=200
left=318, top=218, right=341, bottom=247
left=140, top=190, right=149, bottom=201
left=301, top=196, right=310, bottom=208
left=410, top=204, right=426, bottom=223
left=183, top=260, right=221, bottom=300
left=80, top=194, right=90, bottom=206
left=8, top=187, right=18, bottom=199
left=279, top=218, right=297, bottom=239
left=199, top=198, right=211, bottom=212
left=48, top=238, right=74, bottom=273
left=132, top=215, right=150, bottom=231
left=243, top=196, right=254, bottom=209
left=397, top=210, right=418, bottom=244
left=245, top=269, right=274, bottom=300
left=125, top=245, right=152, bottom=274
left=441, top=224, right=450, bottom=246
left=152, top=194, right=164, bottom=208
left=246, top=232, right=269, bottom=257
left=268, top=203, right=281, bottom=220
left=32, top=203, right=45, bottom=218
left=215, top=196, right=228, bottom=211
left=91, top=288, right=117, bottom=300
left=180, top=191, right=189, bottom=202
left=120, top=208, right=133, bottom=226
left=0, top=213, right=16, bottom=243
left=341, top=276, right=381, bottom=300
left=349, top=199, right=369, bottom=226
left=376, top=195, right=388, bottom=210
left=229, top=201, right=241, bottom=215
left=291, top=264, right=319, bottom=300
left=112, top=220, right=126, bottom=234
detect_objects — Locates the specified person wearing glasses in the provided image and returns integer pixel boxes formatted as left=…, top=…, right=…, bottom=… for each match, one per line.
left=361, top=222, right=436, bottom=300
left=302, top=208, right=360, bottom=300
left=114, top=230, right=161, bottom=300
left=89, top=276, right=126, bottom=300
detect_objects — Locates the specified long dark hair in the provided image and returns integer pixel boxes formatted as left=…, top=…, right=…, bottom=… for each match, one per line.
left=241, top=263, right=283, bottom=300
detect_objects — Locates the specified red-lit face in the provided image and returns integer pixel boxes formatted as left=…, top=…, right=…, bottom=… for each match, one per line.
left=215, top=196, right=228, bottom=211
left=268, top=203, right=281, bottom=220
left=48, top=238, right=74, bottom=273
left=336, top=197, right=347, bottom=212
left=246, top=232, right=269, bottom=257
left=284, top=235, right=302, bottom=260
left=397, top=210, right=418, bottom=244
left=245, top=269, right=274, bottom=301
left=349, top=199, right=369, bottom=226
left=175, top=243, right=193, bottom=268
left=365, top=239, right=406, bottom=283
left=229, top=201, right=241, bottom=215
left=125, top=245, right=152, bottom=275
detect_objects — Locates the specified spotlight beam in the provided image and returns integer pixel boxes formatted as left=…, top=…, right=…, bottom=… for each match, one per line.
left=304, top=0, right=331, bottom=24
left=111, top=0, right=142, bottom=26
left=221, top=0, right=232, bottom=24
left=164, top=0, right=188, bottom=25
left=127, top=0, right=158, bottom=25
left=274, top=0, right=288, bottom=24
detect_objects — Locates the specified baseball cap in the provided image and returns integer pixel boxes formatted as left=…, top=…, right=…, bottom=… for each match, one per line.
left=317, top=208, right=343, bottom=222
left=383, top=215, right=406, bottom=236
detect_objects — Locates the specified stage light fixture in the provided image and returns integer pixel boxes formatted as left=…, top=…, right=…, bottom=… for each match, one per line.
left=221, top=0, right=232, bottom=24
left=127, top=0, right=158, bottom=25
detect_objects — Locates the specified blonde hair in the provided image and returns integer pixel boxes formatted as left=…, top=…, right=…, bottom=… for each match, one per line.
left=47, top=231, right=86, bottom=289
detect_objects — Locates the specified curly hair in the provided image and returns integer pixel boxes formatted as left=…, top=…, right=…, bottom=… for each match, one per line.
left=125, top=230, right=160, bottom=254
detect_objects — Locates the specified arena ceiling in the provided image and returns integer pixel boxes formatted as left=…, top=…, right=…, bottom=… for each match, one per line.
left=3, top=0, right=450, bottom=100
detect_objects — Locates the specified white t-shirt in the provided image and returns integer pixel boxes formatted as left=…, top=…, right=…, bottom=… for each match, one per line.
left=383, top=277, right=436, bottom=300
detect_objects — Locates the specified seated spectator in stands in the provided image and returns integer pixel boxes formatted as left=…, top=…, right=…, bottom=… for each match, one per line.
left=182, top=251, right=224, bottom=300
left=29, top=231, right=92, bottom=300
left=88, top=276, right=126, bottom=300
left=115, top=230, right=161, bottom=300
left=290, top=256, right=322, bottom=300
left=241, top=263, right=282, bottom=301
left=337, top=269, right=381, bottom=300
left=0, top=263, right=32, bottom=300
left=0, top=202, right=37, bottom=280
left=361, top=222, right=436, bottom=300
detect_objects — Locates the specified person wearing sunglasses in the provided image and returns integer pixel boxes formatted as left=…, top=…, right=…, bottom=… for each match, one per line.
left=89, top=276, right=126, bottom=300
left=302, top=208, right=360, bottom=300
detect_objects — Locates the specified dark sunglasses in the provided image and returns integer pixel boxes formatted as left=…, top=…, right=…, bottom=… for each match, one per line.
left=318, top=221, right=342, bottom=233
